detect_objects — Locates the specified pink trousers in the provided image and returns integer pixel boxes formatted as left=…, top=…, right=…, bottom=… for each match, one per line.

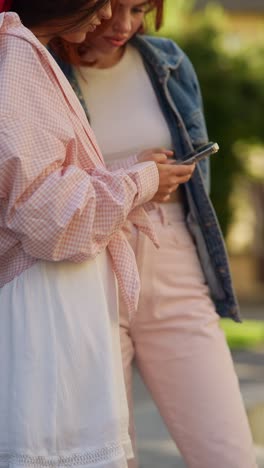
left=120, top=202, right=257, bottom=468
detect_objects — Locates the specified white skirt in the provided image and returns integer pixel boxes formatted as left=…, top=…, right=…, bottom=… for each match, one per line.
left=0, top=251, right=132, bottom=468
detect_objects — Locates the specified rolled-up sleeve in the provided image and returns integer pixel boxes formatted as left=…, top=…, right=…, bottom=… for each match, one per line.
left=106, top=153, right=139, bottom=171
left=0, top=115, right=159, bottom=262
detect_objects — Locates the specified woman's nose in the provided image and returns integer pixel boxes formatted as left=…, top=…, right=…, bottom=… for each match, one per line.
left=113, top=12, right=131, bottom=34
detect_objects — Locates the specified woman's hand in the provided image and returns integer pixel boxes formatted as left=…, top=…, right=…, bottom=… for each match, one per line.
left=153, top=162, right=195, bottom=202
left=136, top=147, right=174, bottom=165
left=136, top=148, right=195, bottom=202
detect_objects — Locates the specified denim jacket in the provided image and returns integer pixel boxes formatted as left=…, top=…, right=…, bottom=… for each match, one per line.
left=54, top=35, right=241, bottom=322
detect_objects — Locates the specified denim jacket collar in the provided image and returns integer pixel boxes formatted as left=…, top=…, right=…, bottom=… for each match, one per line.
left=131, top=34, right=183, bottom=79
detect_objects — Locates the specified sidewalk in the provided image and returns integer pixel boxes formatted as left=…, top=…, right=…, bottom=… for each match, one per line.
left=132, top=336, right=264, bottom=467
left=233, top=346, right=264, bottom=447
left=240, top=302, right=264, bottom=321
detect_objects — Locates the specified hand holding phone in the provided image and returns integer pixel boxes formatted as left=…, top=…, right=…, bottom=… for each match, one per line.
left=173, top=142, right=219, bottom=165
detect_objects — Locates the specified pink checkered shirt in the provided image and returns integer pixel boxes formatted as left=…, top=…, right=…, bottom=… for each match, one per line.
left=0, top=13, right=159, bottom=315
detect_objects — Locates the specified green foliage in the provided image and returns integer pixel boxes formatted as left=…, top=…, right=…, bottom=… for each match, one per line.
left=157, top=3, right=264, bottom=236
left=221, top=319, right=264, bottom=350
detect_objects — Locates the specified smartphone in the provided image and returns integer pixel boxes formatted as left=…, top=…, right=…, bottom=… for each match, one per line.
left=173, top=142, right=219, bottom=165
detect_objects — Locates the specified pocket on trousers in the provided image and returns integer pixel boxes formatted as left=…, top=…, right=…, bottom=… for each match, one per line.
left=168, top=220, right=196, bottom=249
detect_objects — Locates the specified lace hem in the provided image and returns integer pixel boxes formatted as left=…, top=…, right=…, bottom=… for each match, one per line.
left=0, top=443, right=125, bottom=467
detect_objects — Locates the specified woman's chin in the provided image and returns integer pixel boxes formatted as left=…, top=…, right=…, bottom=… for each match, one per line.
left=61, top=32, right=87, bottom=44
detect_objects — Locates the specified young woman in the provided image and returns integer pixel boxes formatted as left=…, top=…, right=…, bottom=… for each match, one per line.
left=51, top=1, right=258, bottom=467
left=0, top=1, right=191, bottom=467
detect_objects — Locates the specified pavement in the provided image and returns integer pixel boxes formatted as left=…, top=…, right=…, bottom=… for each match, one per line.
left=132, top=302, right=264, bottom=467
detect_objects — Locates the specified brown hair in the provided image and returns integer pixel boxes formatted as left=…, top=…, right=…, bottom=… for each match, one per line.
left=147, top=0, right=164, bottom=31
left=11, top=0, right=110, bottom=31
left=49, top=0, right=164, bottom=66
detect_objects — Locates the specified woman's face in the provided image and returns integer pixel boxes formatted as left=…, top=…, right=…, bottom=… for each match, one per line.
left=60, top=1, right=112, bottom=43
left=84, top=0, right=151, bottom=65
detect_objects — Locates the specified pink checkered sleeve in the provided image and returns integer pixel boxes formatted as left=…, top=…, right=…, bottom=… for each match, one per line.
left=106, top=154, right=138, bottom=171
left=0, top=13, right=161, bottom=312
left=0, top=115, right=158, bottom=263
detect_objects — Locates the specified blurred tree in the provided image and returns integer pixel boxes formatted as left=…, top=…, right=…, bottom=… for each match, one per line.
left=156, top=2, right=264, bottom=239
left=178, top=27, right=264, bottom=237
left=234, top=142, right=264, bottom=282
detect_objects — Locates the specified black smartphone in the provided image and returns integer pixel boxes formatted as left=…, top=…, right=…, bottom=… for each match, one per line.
left=173, top=142, right=219, bottom=165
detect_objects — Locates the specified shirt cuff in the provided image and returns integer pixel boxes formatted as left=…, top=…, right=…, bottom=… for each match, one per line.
left=126, top=161, right=159, bottom=207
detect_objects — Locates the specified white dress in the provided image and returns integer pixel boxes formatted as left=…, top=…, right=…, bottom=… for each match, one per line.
left=0, top=253, right=132, bottom=468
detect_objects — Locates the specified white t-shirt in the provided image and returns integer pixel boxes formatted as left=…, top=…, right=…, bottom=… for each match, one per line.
left=74, top=44, right=173, bottom=165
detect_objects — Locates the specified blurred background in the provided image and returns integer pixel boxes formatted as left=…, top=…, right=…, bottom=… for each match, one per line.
left=156, top=0, right=264, bottom=307
left=133, top=1, right=264, bottom=466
